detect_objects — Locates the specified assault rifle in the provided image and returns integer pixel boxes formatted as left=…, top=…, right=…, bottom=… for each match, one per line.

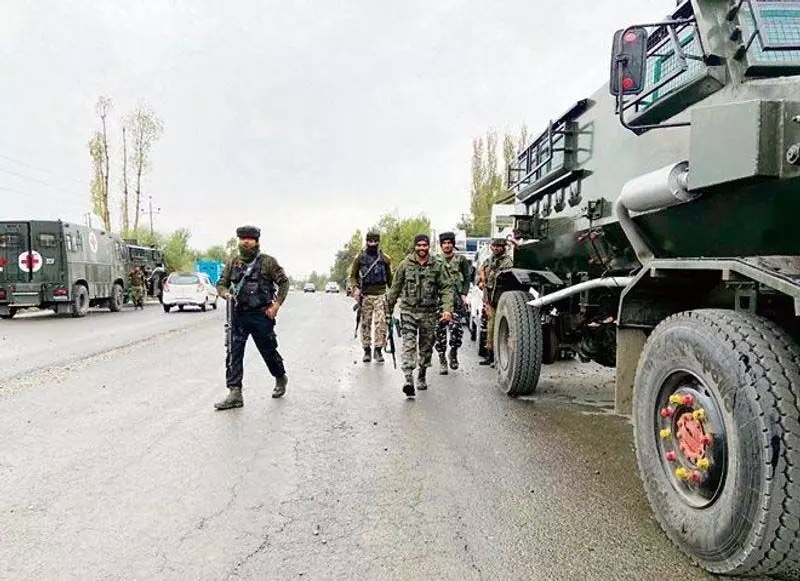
left=386, top=315, right=397, bottom=368
left=353, top=294, right=363, bottom=339
left=223, top=255, right=261, bottom=372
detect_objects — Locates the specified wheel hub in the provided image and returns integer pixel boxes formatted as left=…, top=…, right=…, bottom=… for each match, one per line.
left=655, top=373, right=727, bottom=507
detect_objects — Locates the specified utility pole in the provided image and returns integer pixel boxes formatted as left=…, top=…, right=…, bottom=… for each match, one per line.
left=83, top=212, right=93, bottom=228
left=139, top=195, right=161, bottom=237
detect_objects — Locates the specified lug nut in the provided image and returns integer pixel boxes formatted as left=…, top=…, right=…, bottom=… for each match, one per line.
left=661, top=407, right=675, bottom=418
left=665, top=451, right=678, bottom=462
left=669, top=394, right=683, bottom=405
left=675, top=467, right=690, bottom=480
left=660, top=429, right=672, bottom=440
left=693, top=409, right=706, bottom=421
left=682, top=394, right=695, bottom=406
left=690, top=470, right=703, bottom=483
left=697, top=457, right=710, bottom=470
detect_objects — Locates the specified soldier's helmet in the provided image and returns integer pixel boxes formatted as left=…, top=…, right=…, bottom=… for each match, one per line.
left=236, top=225, right=261, bottom=240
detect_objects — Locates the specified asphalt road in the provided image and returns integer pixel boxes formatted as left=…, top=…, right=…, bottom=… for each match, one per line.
left=0, top=292, right=724, bottom=580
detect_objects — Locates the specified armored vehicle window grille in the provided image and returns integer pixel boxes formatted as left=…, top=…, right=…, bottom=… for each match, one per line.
left=639, top=27, right=704, bottom=110
left=65, top=234, right=76, bottom=252
left=38, top=233, right=57, bottom=248
left=75, top=234, right=83, bottom=251
left=738, top=1, right=800, bottom=70
left=0, top=234, right=21, bottom=249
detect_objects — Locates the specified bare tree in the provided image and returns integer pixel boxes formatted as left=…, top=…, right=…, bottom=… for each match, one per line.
left=127, top=104, right=164, bottom=231
left=120, top=125, right=130, bottom=232
left=97, top=96, right=112, bottom=228
left=88, top=132, right=110, bottom=230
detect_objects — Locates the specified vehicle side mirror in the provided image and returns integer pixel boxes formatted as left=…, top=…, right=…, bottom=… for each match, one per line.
left=609, top=26, right=648, bottom=96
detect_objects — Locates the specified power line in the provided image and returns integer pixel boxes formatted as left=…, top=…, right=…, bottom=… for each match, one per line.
left=0, top=153, right=85, bottom=187
left=0, top=166, right=86, bottom=201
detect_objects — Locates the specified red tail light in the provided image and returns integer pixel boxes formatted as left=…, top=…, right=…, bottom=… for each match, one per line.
left=53, top=288, right=68, bottom=296
left=0, top=288, right=6, bottom=300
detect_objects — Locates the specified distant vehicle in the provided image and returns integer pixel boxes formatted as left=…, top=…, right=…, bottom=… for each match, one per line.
left=303, top=282, right=316, bottom=293
left=0, top=219, right=129, bottom=319
left=325, top=281, right=341, bottom=293
left=195, top=258, right=224, bottom=286
left=124, top=239, right=167, bottom=299
left=162, top=271, right=218, bottom=312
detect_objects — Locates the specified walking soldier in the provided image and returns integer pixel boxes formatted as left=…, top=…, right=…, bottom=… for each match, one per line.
left=434, top=231, right=471, bottom=374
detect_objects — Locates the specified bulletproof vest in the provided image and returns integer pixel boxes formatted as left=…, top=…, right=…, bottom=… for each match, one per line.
left=400, top=258, right=443, bottom=310
left=359, top=251, right=389, bottom=287
left=231, top=255, right=275, bottom=311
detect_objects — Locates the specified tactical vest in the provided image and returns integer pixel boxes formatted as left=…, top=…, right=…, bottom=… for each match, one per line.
left=231, top=255, right=275, bottom=312
left=399, top=257, right=444, bottom=310
left=359, top=251, right=389, bottom=287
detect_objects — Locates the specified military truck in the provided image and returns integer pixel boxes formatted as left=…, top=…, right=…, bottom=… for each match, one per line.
left=123, top=239, right=167, bottom=299
left=0, top=220, right=128, bottom=318
left=490, top=1, right=800, bottom=577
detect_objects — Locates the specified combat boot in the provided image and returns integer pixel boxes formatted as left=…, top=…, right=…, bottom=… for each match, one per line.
left=373, top=347, right=384, bottom=363
left=438, top=352, right=448, bottom=375
left=449, top=348, right=459, bottom=370
left=417, top=367, right=428, bottom=390
left=402, top=373, right=415, bottom=397
left=363, top=347, right=372, bottom=363
left=479, top=351, right=494, bottom=366
left=272, top=375, right=287, bottom=398
left=214, top=387, right=243, bottom=410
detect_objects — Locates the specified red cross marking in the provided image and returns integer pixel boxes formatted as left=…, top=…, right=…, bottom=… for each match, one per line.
left=22, top=253, right=40, bottom=270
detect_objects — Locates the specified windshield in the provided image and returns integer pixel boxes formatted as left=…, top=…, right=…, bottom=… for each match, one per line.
left=168, top=274, right=200, bottom=285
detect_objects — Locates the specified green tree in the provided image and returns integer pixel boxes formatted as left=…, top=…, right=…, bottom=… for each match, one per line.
left=162, top=228, right=198, bottom=271
left=329, top=229, right=363, bottom=285
left=201, top=245, right=227, bottom=262
left=127, top=103, right=164, bottom=231
left=369, top=212, right=430, bottom=264
left=224, top=237, right=238, bottom=260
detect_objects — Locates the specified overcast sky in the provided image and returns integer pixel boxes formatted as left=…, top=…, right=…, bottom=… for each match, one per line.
left=1, top=0, right=671, bottom=277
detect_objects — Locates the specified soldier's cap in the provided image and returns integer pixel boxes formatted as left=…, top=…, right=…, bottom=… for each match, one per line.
left=491, top=237, right=507, bottom=246
left=236, top=225, right=261, bottom=240
left=413, top=234, right=430, bottom=245
left=438, top=231, right=456, bottom=244
left=366, top=231, right=380, bottom=242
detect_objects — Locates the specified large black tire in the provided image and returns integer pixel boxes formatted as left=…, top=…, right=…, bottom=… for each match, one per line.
left=494, top=290, right=542, bottom=397
left=0, top=308, right=17, bottom=320
left=633, top=309, right=800, bottom=578
left=108, top=283, right=124, bottom=312
left=70, top=285, right=89, bottom=318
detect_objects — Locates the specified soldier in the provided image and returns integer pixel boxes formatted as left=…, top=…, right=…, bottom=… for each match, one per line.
left=348, top=232, right=393, bottom=363
left=386, top=234, right=454, bottom=397
left=434, top=231, right=471, bottom=374
left=129, top=265, right=146, bottom=310
left=479, top=237, right=514, bottom=366
left=214, top=225, right=290, bottom=410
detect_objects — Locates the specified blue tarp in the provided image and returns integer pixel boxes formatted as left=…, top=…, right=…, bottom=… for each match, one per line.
left=195, top=259, right=224, bottom=286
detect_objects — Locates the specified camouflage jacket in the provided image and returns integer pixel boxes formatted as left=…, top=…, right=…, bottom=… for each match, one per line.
left=129, top=270, right=146, bottom=287
left=484, top=252, right=513, bottom=303
left=386, top=253, right=454, bottom=314
left=442, top=253, right=471, bottom=296
left=217, top=252, right=290, bottom=304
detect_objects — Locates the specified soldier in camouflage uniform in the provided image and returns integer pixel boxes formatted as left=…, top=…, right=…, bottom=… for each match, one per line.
left=214, top=225, right=290, bottom=410
left=434, top=231, right=471, bottom=374
left=479, top=238, right=514, bottom=366
left=129, top=266, right=146, bottom=310
left=386, top=234, right=454, bottom=397
left=348, top=232, right=393, bottom=363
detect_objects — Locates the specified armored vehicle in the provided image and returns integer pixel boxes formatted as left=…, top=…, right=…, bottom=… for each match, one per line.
left=490, top=1, right=800, bottom=577
left=124, top=239, right=167, bottom=299
left=0, top=220, right=128, bottom=318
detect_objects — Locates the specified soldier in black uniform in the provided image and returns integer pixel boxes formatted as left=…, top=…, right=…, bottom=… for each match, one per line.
left=214, top=225, right=290, bottom=410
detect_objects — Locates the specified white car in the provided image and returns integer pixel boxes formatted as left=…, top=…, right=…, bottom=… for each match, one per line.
left=303, top=282, right=316, bottom=293
left=162, top=272, right=218, bottom=312
left=325, top=281, right=341, bottom=293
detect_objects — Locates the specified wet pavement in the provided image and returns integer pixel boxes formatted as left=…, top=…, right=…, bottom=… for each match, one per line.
left=0, top=292, right=724, bottom=580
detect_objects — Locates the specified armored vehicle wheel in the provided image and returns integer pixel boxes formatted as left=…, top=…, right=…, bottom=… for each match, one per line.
left=0, top=308, right=17, bottom=320
left=108, top=283, right=124, bottom=312
left=633, top=309, right=800, bottom=577
left=494, top=290, right=542, bottom=397
left=70, top=285, right=89, bottom=318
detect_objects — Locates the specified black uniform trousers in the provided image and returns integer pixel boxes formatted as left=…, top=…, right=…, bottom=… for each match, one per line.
left=226, top=310, right=286, bottom=388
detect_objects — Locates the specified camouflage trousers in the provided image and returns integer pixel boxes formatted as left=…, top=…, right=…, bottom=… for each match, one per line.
left=434, top=309, right=463, bottom=353
left=132, top=285, right=145, bottom=307
left=360, top=294, right=388, bottom=348
left=399, top=309, right=438, bottom=373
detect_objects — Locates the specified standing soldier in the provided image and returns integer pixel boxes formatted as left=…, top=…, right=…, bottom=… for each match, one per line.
left=479, top=237, right=514, bottom=366
left=386, top=234, right=454, bottom=397
left=129, top=265, right=146, bottom=310
left=349, top=232, right=392, bottom=363
left=214, top=225, right=290, bottom=411
left=434, top=231, right=471, bottom=374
